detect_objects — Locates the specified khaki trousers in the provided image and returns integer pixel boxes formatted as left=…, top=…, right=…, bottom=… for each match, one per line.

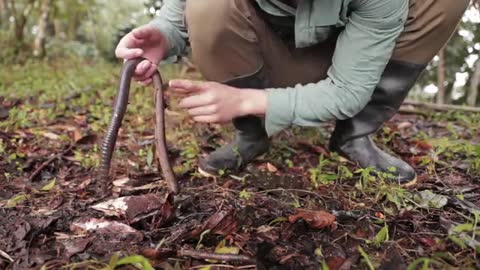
left=185, top=0, right=469, bottom=88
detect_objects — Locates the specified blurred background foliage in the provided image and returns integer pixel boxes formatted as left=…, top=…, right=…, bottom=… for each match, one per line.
left=0, top=0, right=479, bottom=106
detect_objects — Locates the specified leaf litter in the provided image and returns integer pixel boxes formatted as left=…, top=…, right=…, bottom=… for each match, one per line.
left=1, top=62, right=480, bottom=269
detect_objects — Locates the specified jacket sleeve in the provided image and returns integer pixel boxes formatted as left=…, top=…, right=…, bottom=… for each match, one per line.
left=264, top=0, right=409, bottom=136
left=148, top=0, right=188, bottom=57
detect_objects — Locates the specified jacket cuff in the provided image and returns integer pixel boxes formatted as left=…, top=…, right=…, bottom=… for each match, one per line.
left=265, top=87, right=296, bottom=136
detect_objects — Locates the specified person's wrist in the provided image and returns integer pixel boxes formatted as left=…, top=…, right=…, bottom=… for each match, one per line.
left=239, top=89, right=267, bottom=117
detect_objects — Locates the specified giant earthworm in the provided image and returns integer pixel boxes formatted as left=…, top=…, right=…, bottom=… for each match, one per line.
left=99, top=58, right=179, bottom=194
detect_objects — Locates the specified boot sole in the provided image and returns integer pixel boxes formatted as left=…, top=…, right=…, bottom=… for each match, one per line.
left=401, top=175, right=417, bottom=187
left=198, top=166, right=219, bottom=178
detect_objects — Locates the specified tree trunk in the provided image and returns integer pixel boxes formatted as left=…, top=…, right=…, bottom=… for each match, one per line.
left=9, top=0, right=36, bottom=45
left=436, top=49, right=446, bottom=105
left=33, top=0, right=52, bottom=57
left=0, top=0, right=7, bottom=26
left=467, top=58, right=480, bottom=106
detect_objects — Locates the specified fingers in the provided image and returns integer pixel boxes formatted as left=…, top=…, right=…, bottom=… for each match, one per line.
left=192, top=115, right=222, bottom=123
left=187, top=105, right=217, bottom=116
left=169, top=79, right=206, bottom=94
left=131, top=25, right=155, bottom=39
left=115, top=44, right=143, bottom=60
left=135, top=62, right=158, bottom=82
left=115, top=25, right=154, bottom=59
left=179, top=93, right=214, bottom=109
left=134, top=60, right=152, bottom=78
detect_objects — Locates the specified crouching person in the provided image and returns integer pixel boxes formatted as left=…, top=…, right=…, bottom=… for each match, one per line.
left=116, top=0, right=469, bottom=186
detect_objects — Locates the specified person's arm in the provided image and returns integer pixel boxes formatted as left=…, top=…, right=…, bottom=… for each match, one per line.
left=149, top=0, right=188, bottom=57
left=264, top=0, right=409, bottom=136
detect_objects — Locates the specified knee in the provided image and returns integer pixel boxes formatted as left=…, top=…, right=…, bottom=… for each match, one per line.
left=186, top=0, right=234, bottom=54
left=185, top=0, right=256, bottom=57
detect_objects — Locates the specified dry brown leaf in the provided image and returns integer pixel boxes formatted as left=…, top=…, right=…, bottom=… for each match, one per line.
left=288, top=209, right=336, bottom=229
left=192, top=208, right=238, bottom=237
left=91, top=193, right=174, bottom=224
left=267, top=163, right=278, bottom=173
left=70, top=218, right=143, bottom=242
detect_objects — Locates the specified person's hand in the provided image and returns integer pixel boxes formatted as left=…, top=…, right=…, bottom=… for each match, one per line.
left=115, top=24, right=169, bottom=85
left=169, top=79, right=267, bottom=123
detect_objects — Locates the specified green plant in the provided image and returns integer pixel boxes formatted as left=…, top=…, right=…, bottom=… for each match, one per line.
left=309, top=155, right=337, bottom=188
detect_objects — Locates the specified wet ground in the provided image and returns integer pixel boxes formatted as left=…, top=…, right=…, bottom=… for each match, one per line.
left=1, top=61, right=479, bottom=269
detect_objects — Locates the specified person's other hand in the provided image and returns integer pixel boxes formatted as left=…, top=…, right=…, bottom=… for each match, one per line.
left=115, top=24, right=169, bottom=85
left=169, top=79, right=267, bottom=123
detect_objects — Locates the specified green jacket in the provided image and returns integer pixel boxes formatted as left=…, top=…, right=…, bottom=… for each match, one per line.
left=150, top=0, right=409, bottom=136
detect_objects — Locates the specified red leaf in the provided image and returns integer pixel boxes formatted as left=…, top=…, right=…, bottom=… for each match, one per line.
left=288, top=209, right=336, bottom=229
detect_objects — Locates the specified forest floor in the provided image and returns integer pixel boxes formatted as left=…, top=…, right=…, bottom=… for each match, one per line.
left=0, top=58, right=480, bottom=270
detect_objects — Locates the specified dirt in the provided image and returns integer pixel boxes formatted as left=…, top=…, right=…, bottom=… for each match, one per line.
left=1, top=77, right=480, bottom=269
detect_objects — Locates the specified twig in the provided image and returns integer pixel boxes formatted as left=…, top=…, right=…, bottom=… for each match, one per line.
left=398, top=107, right=429, bottom=117
left=403, top=100, right=480, bottom=113
left=178, top=249, right=255, bottom=264
left=0, top=248, right=14, bottom=262
left=28, top=145, right=73, bottom=181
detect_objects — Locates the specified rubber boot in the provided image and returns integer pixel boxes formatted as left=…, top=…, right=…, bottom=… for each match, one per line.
left=329, top=60, right=426, bottom=186
left=198, top=70, right=269, bottom=177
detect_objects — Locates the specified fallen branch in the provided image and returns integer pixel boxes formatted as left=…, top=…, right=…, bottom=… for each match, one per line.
left=178, top=249, right=256, bottom=264
left=398, top=107, right=429, bottom=117
left=28, top=145, right=73, bottom=181
left=403, top=100, right=480, bottom=113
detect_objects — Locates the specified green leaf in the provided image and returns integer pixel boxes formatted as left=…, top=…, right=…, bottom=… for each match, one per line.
left=321, top=260, right=331, bottom=270
left=214, top=239, right=240, bottom=255
left=6, top=194, right=27, bottom=208
left=41, top=179, right=56, bottom=191
left=146, top=147, right=154, bottom=167
left=115, top=255, right=154, bottom=270
left=406, top=258, right=431, bottom=270
left=373, top=224, right=389, bottom=247
left=448, top=235, right=467, bottom=249
left=269, top=217, right=288, bottom=226
left=452, top=223, right=474, bottom=233
left=239, top=189, right=252, bottom=200
left=358, top=246, right=375, bottom=270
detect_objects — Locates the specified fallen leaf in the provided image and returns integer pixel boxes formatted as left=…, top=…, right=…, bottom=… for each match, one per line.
left=414, top=190, right=448, bottom=209
left=215, top=240, right=240, bottom=255
left=62, top=238, right=91, bottom=258
left=141, top=248, right=176, bottom=260
left=92, top=193, right=169, bottom=223
left=298, top=141, right=330, bottom=157
left=41, top=178, right=56, bottom=191
left=14, top=221, right=32, bottom=241
left=91, top=193, right=174, bottom=224
left=75, top=134, right=97, bottom=145
left=416, top=236, right=436, bottom=247
left=414, top=141, right=433, bottom=151
left=192, top=208, right=238, bottom=237
left=266, top=163, right=278, bottom=173
left=40, top=131, right=61, bottom=140
left=6, top=194, right=28, bottom=208
left=288, top=209, right=336, bottom=229
left=70, top=218, right=143, bottom=242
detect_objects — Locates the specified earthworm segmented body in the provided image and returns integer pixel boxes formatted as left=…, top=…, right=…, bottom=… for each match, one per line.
left=99, top=58, right=179, bottom=194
